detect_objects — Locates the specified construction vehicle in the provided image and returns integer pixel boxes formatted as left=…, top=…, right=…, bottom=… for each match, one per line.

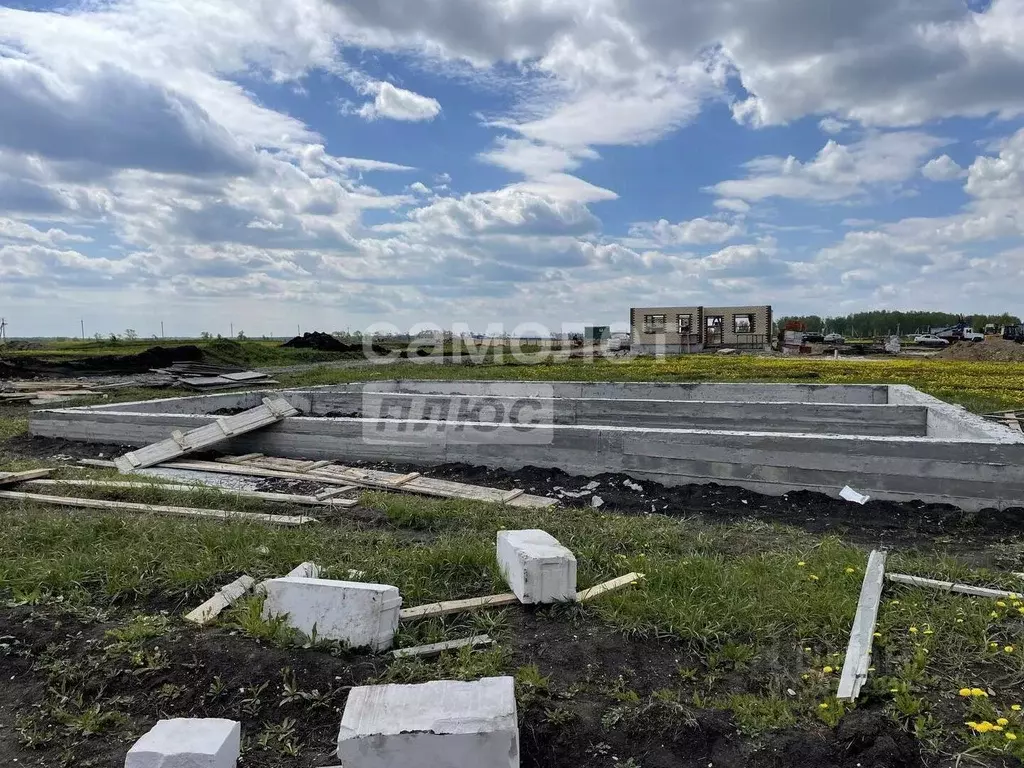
left=1004, top=324, right=1024, bottom=344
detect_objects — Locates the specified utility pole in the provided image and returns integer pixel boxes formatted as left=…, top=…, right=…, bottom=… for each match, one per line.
left=297, top=324, right=300, bottom=337
left=160, top=321, right=164, bottom=339
left=230, top=322, right=234, bottom=338
left=80, top=318, right=85, bottom=340
left=0, top=318, right=7, bottom=342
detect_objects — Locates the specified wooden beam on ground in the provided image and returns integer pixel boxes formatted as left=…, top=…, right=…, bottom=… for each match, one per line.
left=221, top=453, right=265, bottom=464
left=0, top=490, right=316, bottom=525
left=112, top=397, right=298, bottom=473
left=837, top=550, right=887, bottom=701
left=390, top=472, right=421, bottom=488
left=160, top=459, right=360, bottom=487
left=0, top=468, right=54, bottom=487
left=887, top=573, right=1021, bottom=600
left=23, top=479, right=356, bottom=508
left=184, top=575, right=256, bottom=625
left=400, top=593, right=520, bottom=621
left=315, top=486, right=357, bottom=500
left=576, top=573, right=645, bottom=603
left=392, top=635, right=495, bottom=659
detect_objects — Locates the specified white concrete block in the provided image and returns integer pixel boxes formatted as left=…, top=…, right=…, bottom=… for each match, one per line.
left=337, top=676, right=519, bottom=768
left=261, top=577, right=401, bottom=651
left=125, top=718, right=239, bottom=768
left=497, top=529, right=576, bottom=604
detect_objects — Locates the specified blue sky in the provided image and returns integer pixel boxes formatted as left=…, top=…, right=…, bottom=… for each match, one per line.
left=1, top=0, right=1023, bottom=338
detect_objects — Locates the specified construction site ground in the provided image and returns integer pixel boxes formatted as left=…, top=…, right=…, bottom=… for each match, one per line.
left=2, top=356, right=1024, bottom=768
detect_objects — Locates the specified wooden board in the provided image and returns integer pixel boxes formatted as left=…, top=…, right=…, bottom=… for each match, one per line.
left=887, top=573, right=1021, bottom=600
left=160, top=459, right=362, bottom=487
left=184, top=575, right=255, bottom=625
left=112, top=397, right=298, bottom=472
left=0, top=468, right=54, bottom=487
left=0, top=490, right=316, bottom=525
left=576, top=573, right=644, bottom=603
left=400, top=593, right=520, bottom=621
left=392, top=634, right=494, bottom=659
left=24, top=479, right=357, bottom=508
left=837, top=550, right=887, bottom=701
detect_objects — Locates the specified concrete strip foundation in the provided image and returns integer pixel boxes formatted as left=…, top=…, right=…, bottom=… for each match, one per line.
left=29, top=380, right=1024, bottom=512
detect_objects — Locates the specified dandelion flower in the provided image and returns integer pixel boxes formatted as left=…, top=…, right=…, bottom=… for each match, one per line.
left=997, top=601, right=1007, bottom=608
left=998, top=718, right=1010, bottom=726
left=1011, top=704, right=1022, bottom=712
left=959, top=688, right=973, bottom=697
left=1007, top=733, right=1018, bottom=741
left=991, top=642, right=1000, bottom=648
left=1006, top=646, right=1015, bottom=653
left=971, top=688, right=987, bottom=697
left=809, top=574, right=820, bottom=581
left=991, top=611, right=1000, bottom=618
left=845, top=567, right=855, bottom=574
left=994, top=725, right=1004, bottom=732
left=873, top=632, right=881, bottom=638
left=819, top=703, right=829, bottom=709
left=909, top=626, right=918, bottom=634
left=797, top=561, right=806, bottom=567
left=823, top=666, right=834, bottom=674
left=802, top=674, right=809, bottom=680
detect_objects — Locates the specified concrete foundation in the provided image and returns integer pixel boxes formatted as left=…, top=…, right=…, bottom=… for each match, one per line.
left=497, top=530, right=577, bottom=603
left=337, top=676, right=519, bottom=768
left=125, top=718, right=240, bottom=768
left=30, top=380, right=1024, bottom=512
left=261, top=577, right=401, bottom=651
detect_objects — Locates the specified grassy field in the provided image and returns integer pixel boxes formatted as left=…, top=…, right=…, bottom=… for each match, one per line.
left=2, top=352, right=1024, bottom=766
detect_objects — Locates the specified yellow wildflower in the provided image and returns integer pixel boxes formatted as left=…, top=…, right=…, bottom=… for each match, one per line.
left=845, top=567, right=855, bottom=574
left=809, top=574, right=820, bottom=581
left=971, top=688, right=988, bottom=697
left=1012, top=704, right=1022, bottom=712
left=797, top=561, right=806, bottom=567
left=998, top=718, right=1010, bottom=726
left=823, top=666, right=834, bottom=674
left=819, top=703, right=829, bottom=709
left=959, top=688, right=973, bottom=697
left=994, top=725, right=1004, bottom=732
left=909, top=626, right=918, bottom=634
left=873, top=632, right=881, bottom=638
left=991, top=611, right=1000, bottom=618
left=956, top=618, right=964, bottom=623
left=991, top=642, right=1000, bottom=648
left=1008, top=733, right=1019, bottom=741
left=1006, top=646, right=1015, bottom=653
left=891, top=600, right=900, bottom=605
left=997, top=601, right=1007, bottom=608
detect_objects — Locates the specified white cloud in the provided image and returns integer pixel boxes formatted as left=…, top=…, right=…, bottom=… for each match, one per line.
left=408, top=181, right=432, bottom=196
left=714, top=198, right=751, bottom=214
left=628, top=217, right=745, bottom=246
left=711, top=131, right=948, bottom=202
left=819, top=118, right=848, bottom=135
left=357, top=82, right=441, bottom=122
left=966, top=127, right=1024, bottom=199
left=921, top=154, right=967, bottom=181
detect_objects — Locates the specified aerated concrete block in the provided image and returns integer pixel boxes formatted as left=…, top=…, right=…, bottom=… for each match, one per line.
left=125, top=718, right=239, bottom=768
left=337, top=676, right=519, bottom=768
left=497, top=529, right=576, bottom=603
left=261, top=577, right=401, bottom=651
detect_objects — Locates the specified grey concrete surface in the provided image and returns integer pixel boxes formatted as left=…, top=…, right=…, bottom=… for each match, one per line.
left=30, top=381, right=1024, bottom=512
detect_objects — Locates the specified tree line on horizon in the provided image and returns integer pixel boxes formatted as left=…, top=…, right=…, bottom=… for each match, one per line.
left=776, top=310, right=1021, bottom=337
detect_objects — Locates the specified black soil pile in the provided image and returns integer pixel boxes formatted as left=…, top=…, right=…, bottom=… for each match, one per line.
left=282, top=331, right=390, bottom=357
left=0, top=345, right=203, bottom=378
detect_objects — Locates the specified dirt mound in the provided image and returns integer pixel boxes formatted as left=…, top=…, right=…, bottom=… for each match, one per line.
left=0, top=340, right=43, bottom=351
left=0, top=345, right=203, bottom=378
left=936, top=337, right=1024, bottom=362
left=282, top=331, right=357, bottom=352
left=202, top=337, right=248, bottom=365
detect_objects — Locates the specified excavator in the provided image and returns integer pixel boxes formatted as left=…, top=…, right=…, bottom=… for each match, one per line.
left=1003, top=324, right=1024, bottom=344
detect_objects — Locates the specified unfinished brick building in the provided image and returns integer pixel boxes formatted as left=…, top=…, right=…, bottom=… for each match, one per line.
left=630, top=305, right=772, bottom=354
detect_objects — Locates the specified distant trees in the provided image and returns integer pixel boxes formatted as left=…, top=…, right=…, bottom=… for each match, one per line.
left=777, top=311, right=1022, bottom=338
left=124, top=329, right=138, bottom=341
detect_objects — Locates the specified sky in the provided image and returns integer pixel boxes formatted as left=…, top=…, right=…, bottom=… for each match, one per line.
left=1, top=0, right=1023, bottom=338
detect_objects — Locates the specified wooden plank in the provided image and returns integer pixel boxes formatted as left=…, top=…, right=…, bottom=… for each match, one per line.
left=576, top=573, right=645, bottom=603
left=306, top=460, right=333, bottom=471
left=112, top=397, right=298, bottom=473
left=23, top=479, right=357, bottom=508
left=400, top=593, right=520, bottom=621
left=80, top=459, right=116, bottom=468
left=220, top=371, right=270, bottom=382
left=0, top=468, right=54, bottom=487
left=221, top=453, right=264, bottom=464
left=162, top=459, right=359, bottom=486
left=392, top=635, right=494, bottom=659
left=184, top=575, right=256, bottom=625
left=887, top=573, right=1021, bottom=600
left=391, top=472, right=421, bottom=488
left=315, top=486, right=357, bottom=500
left=837, top=550, right=887, bottom=701
left=0, top=490, right=316, bottom=525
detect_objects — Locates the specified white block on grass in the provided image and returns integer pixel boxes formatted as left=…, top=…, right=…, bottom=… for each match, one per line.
left=497, top=529, right=576, bottom=604
left=125, top=718, right=239, bottom=768
left=337, top=676, right=518, bottom=768
left=261, top=577, right=401, bottom=651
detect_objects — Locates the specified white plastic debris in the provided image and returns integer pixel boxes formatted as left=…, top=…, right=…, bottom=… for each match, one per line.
left=591, top=495, right=604, bottom=508
left=623, top=479, right=644, bottom=492
left=840, top=486, right=871, bottom=505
